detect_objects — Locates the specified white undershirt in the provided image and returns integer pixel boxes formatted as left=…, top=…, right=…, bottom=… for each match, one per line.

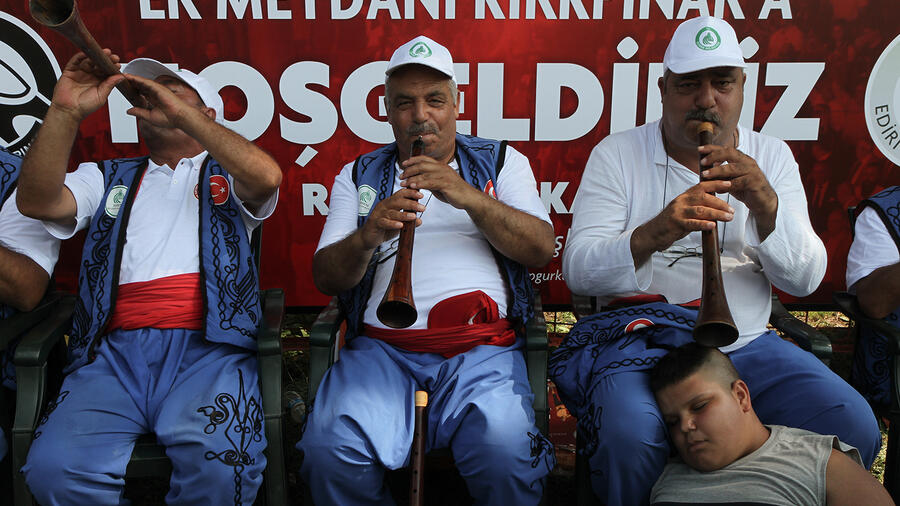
left=0, top=189, right=60, bottom=276
left=317, top=144, right=550, bottom=329
left=846, top=206, right=900, bottom=291
left=45, top=152, right=277, bottom=285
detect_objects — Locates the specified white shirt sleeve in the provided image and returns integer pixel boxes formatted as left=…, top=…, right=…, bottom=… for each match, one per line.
left=42, top=162, right=105, bottom=240
left=229, top=174, right=279, bottom=232
left=846, top=206, right=899, bottom=291
left=562, top=139, right=648, bottom=296
left=316, top=162, right=360, bottom=252
left=0, top=190, right=60, bottom=276
left=495, top=145, right=552, bottom=225
left=745, top=141, right=827, bottom=296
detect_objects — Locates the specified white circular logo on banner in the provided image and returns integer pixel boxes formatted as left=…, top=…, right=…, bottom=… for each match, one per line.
left=865, top=34, right=900, bottom=167
left=358, top=184, right=376, bottom=216
left=105, top=185, right=128, bottom=218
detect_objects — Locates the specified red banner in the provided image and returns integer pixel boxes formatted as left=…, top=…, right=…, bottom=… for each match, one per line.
left=1, top=1, right=897, bottom=307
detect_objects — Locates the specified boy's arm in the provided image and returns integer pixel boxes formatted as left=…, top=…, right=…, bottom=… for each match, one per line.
left=825, top=449, right=894, bottom=505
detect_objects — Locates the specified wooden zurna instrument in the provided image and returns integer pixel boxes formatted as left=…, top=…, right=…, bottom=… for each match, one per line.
left=376, top=137, right=424, bottom=329
left=409, top=390, right=427, bottom=506
left=29, top=0, right=143, bottom=106
left=693, top=122, right=739, bottom=347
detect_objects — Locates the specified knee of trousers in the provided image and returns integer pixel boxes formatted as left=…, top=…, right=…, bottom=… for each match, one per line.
left=297, top=433, right=384, bottom=484
left=587, top=405, right=668, bottom=468
left=23, top=443, right=105, bottom=501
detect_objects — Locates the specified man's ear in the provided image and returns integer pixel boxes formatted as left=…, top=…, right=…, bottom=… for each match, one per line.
left=203, top=106, right=217, bottom=122
left=732, top=379, right=752, bottom=413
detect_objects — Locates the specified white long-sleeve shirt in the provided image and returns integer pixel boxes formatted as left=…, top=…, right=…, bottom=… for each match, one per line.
left=563, top=121, right=826, bottom=351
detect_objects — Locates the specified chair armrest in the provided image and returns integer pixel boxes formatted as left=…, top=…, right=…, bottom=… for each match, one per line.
left=256, top=288, right=288, bottom=503
left=12, top=294, right=75, bottom=504
left=257, top=288, right=284, bottom=420
left=308, top=297, right=342, bottom=402
left=571, top=293, right=596, bottom=321
left=834, top=291, right=900, bottom=354
left=13, top=295, right=75, bottom=367
left=258, top=288, right=285, bottom=357
left=0, top=293, right=61, bottom=350
left=526, top=293, right=549, bottom=436
left=768, top=293, right=832, bottom=365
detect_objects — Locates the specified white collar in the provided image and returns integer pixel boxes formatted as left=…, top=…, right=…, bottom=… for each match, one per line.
left=146, top=151, right=209, bottom=174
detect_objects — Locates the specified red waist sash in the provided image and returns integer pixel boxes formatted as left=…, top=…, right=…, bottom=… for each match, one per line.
left=107, top=273, right=203, bottom=332
left=363, top=290, right=516, bottom=358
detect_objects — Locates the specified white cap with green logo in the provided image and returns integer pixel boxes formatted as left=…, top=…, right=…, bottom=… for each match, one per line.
left=385, top=35, right=456, bottom=85
left=663, top=16, right=747, bottom=74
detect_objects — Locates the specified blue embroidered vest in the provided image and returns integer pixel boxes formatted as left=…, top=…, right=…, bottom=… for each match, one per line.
left=0, top=148, right=23, bottom=388
left=66, top=155, right=260, bottom=372
left=851, top=185, right=900, bottom=408
left=0, top=148, right=23, bottom=321
left=338, top=133, right=534, bottom=340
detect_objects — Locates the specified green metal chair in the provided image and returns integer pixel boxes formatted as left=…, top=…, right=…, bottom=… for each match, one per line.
left=306, top=294, right=550, bottom=502
left=1, top=293, right=67, bottom=505
left=833, top=204, right=900, bottom=500
left=10, top=293, right=75, bottom=505
left=833, top=290, right=900, bottom=499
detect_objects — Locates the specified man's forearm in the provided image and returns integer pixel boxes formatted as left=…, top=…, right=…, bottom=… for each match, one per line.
left=0, top=246, right=50, bottom=312
left=178, top=109, right=282, bottom=206
left=855, top=262, right=900, bottom=319
left=312, top=231, right=378, bottom=295
left=466, top=191, right=555, bottom=268
left=630, top=220, right=666, bottom=269
left=17, top=106, right=80, bottom=222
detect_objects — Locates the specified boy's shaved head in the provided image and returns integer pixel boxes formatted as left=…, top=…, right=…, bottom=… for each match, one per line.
left=650, top=342, right=740, bottom=394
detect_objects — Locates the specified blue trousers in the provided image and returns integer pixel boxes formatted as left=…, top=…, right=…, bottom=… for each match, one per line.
left=22, top=328, right=266, bottom=505
left=298, top=336, right=555, bottom=506
left=588, top=331, right=881, bottom=506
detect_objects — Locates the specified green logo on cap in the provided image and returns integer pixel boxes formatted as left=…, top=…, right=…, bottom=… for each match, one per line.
left=409, top=42, right=432, bottom=58
left=695, top=27, right=721, bottom=51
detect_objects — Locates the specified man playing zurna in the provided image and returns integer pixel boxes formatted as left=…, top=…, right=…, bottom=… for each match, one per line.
left=552, top=16, right=879, bottom=505
left=17, top=50, right=281, bottom=505
left=298, top=35, right=556, bottom=505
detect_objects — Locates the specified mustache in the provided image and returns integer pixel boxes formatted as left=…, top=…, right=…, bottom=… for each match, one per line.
left=685, top=110, right=720, bottom=124
left=407, top=123, right=438, bottom=136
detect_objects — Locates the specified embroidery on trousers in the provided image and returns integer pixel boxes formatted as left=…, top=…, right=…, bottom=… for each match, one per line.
left=34, top=390, right=69, bottom=440
left=197, top=369, right=263, bottom=505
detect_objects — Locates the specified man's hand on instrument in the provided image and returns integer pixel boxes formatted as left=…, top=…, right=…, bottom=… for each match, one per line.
left=359, top=189, right=425, bottom=250
left=399, top=156, right=478, bottom=209
left=647, top=181, right=735, bottom=252
left=122, top=74, right=209, bottom=130
left=51, top=50, right=124, bottom=123
left=699, top=145, right=778, bottom=222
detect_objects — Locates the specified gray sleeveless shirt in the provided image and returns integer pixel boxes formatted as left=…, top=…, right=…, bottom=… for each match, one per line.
left=650, top=425, right=862, bottom=505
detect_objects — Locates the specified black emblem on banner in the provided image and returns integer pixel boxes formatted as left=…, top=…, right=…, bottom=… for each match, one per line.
left=0, top=11, right=60, bottom=155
